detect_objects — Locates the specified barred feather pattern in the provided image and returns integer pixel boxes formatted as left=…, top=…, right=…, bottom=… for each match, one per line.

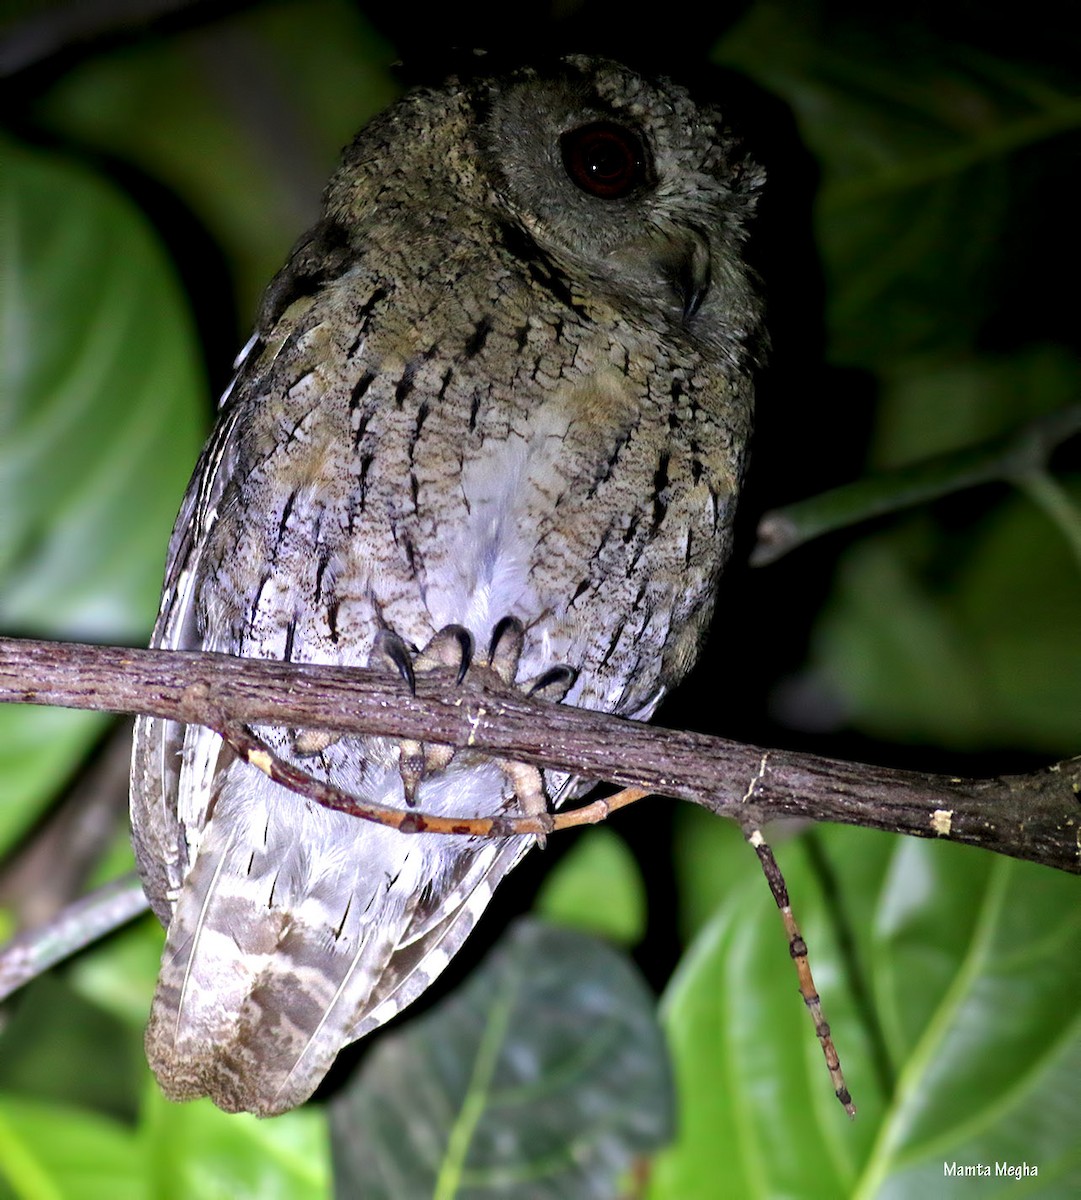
left=130, top=55, right=763, bottom=1115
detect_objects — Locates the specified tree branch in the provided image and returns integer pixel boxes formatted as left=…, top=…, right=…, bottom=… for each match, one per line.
left=0, top=874, right=148, bottom=1001
left=1, top=635, right=1079, bottom=874
left=0, top=721, right=132, bottom=928
left=751, top=404, right=1081, bottom=565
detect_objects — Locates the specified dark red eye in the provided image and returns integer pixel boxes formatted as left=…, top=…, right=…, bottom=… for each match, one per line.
left=560, top=121, right=648, bottom=199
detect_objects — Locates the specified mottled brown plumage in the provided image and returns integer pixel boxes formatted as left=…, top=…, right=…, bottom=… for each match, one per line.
left=130, top=54, right=764, bottom=1116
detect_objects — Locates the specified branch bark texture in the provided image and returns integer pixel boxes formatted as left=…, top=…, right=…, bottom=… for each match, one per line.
left=1, top=635, right=1079, bottom=874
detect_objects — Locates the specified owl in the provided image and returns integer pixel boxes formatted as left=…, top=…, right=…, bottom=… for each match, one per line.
left=130, top=54, right=764, bottom=1117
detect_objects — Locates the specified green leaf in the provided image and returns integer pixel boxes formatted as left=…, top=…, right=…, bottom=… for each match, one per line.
left=869, top=347, right=1081, bottom=469
left=651, top=826, right=1081, bottom=1198
left=0, top=137, right=204, bottom=851
left=33, top=0, right=397, bottom=316
left=0, top=706, right=104, bottom=856
left=329, top=919, right=673, bottom=1198
left=718, top=4, right=1081, bottom=367
left=533, top=827, right=648, bottom=945
left=139, top=1084, right=330, bottom=1200
left=0, top=1094, right=143, bottom=1200
left=0, top=971, right=145, bottom=1116
left=812, top=531, right=994, bottom=749
left=671, top=807, right=760, bottom=944
left=0, top=955, right=328, bottom=1199
left=811, top=477, right=1081, bottom=754
left=652, top=828, right=879, bottom=1199
left=796, top=345, right=1081, bottom=755
left=67, top=911, right=164, bottom=1030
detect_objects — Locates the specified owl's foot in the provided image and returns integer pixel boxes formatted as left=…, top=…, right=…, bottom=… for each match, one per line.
left=293, top=628, right=439, bottom=757
left=489, top=617, right=578, bottom=705
left=377, top=618, right=577, bottom=828
left=370, top=623, right=475, bottom=804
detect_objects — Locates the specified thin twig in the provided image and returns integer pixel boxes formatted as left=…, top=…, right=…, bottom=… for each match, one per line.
left=1015, top=471, right=1081, bottom=574
left=221, top=719, right=649, bottom=835
left=752, top=405, right=1081, bottom=565
left=0, top=874, right=148, bottom=1001
left=743, top=822, right=855, bottom=1116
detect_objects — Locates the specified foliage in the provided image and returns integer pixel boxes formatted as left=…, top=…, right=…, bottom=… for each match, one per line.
left=0, top=139, right=203, bottom=852
left=656, top=818, right=1081, bottom=1197
left=0, top=1, right=1079, bottom=1196
left=329, top=920, right=671, bottom=1198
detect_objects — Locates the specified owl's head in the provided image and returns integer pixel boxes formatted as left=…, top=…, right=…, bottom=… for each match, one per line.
left=322, top=55, right=763, bottom=360
left=472, top=55, right=765, bottom=353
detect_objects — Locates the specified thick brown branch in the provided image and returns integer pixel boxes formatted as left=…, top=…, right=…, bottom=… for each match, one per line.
left=1, top=635, right=1079, bottom=873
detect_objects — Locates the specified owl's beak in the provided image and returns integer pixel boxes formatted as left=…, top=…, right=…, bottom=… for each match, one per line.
left=657, top=227, right=712, bottom=323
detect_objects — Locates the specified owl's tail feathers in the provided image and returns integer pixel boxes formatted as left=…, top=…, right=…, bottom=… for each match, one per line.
left=146, top=925, right=402, bottom=1117
left=345, top=836, right=528, bottom=1045
left=144, top=822, right=411, bottom=1117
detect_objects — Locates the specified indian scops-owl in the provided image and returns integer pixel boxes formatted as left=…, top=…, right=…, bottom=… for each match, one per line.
left=129, top=54, right=764, bottom=1116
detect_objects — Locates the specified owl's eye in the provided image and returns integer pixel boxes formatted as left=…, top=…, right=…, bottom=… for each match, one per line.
left=560, top=121, right=649, bottom=199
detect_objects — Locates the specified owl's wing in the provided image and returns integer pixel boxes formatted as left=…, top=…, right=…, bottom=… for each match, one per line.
left=130, top=396, right=246, bottom=926
left=343, top=825, right=533, bottom=1042
left=144, top=762, right=415, bottom=1115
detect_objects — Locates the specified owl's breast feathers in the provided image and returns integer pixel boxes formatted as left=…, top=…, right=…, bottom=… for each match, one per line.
left=229, top=226, right=749, bottom=697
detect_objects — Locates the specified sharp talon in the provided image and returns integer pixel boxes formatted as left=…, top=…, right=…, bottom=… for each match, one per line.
left=452, top=627, right=474, bottom=683
left=528, top=664, right=578, bottom=701
left=488, top=615, right=525, bottom=683
left=488, top=615, right=523, bottom=659
left=419, top=624, right=474, bottom=683
left=371, top=630, right=416, bottom=694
